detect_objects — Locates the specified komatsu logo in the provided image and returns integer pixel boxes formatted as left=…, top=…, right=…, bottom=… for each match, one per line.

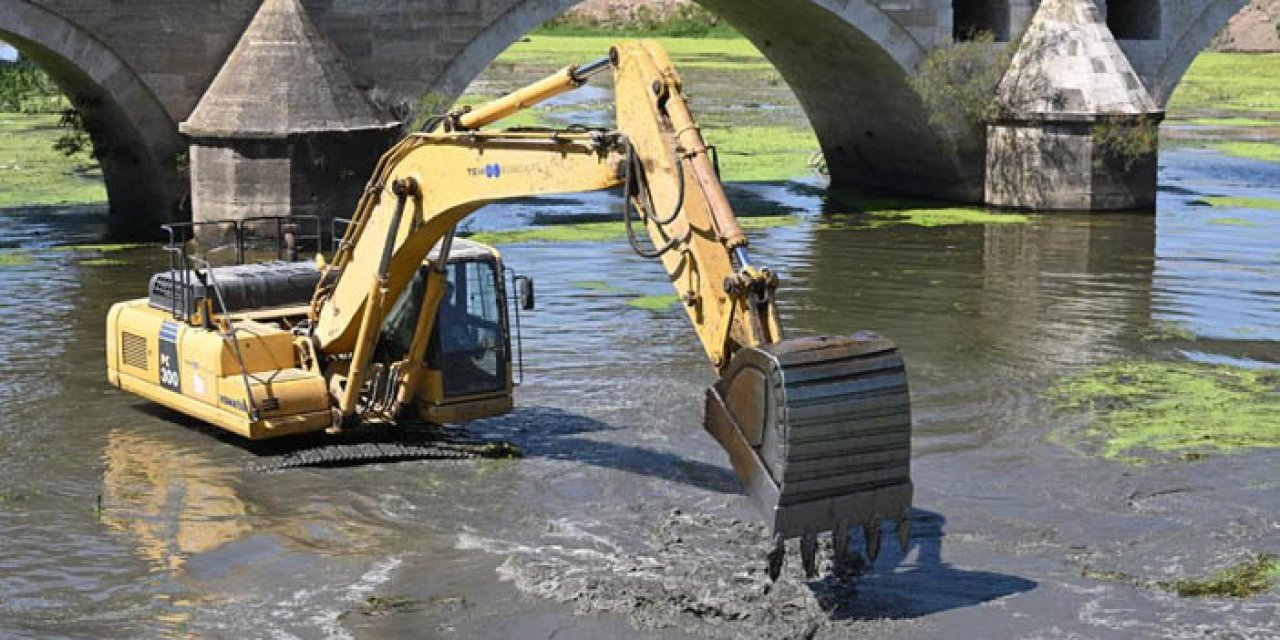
left=469, top=163, right=502, bottom=179
left=219, top=395, right=249, bottom=413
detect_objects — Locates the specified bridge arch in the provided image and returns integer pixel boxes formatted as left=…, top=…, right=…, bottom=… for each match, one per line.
left=0, top=0, right=184, bottom=236
left=1141, top=0, right=1249, bottom=104
left=429, top=0, right=977, bottom=200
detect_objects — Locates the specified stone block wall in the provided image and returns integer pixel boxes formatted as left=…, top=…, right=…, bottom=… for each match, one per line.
left=985, top=122, right=1156, bottom=210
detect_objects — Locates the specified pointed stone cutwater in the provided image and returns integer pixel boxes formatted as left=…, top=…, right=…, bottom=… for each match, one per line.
left=984, top=0, right=1163, bottom=211
left=181, top=0, right=400, bottom=226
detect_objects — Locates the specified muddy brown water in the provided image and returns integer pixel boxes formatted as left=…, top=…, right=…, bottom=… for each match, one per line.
left=2, top=57, right=1280, bottom=639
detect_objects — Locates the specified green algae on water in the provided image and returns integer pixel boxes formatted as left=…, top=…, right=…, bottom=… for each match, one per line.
left=628, top=294, right=679, bottom=310
left=1161, top=554, right=1280, bottom=598
left=466, top=221, right=623, bottom=245
left=339, top=595, right=423, bottom=619
left=573, top=280, right=622, bottom=293
left=1193, top=196, right=1280, bottom=210
left=1140, top=321, right=1197, bottom=343
left=465, top=215, right=798, bottom=246
left=1048, top=361, right=1280, bottom=462
left=78, top=258, right=129, bottom=267
left=0, top=251, right=32, bottom=266
left=1207, top=217, right=1261, bottom=227
left=53, top=242, right=153, bottom=252
left=700, top=125, right=820, bottom=182
left=1210, top=141, right=1280, bottom=164
left=831, top=191, right=1032, bottom=228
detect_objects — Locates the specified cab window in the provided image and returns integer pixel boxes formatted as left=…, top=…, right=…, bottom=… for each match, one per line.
left=429, top=259, right=508, bottom=398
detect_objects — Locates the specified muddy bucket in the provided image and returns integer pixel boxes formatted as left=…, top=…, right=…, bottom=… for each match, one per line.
left=704, top=332, right=912, bottom=571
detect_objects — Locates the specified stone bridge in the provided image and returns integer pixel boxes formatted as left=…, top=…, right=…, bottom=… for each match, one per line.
left=0, top=0, right=1248, bottom=233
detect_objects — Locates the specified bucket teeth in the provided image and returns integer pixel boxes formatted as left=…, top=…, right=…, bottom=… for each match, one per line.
left=704, top=332, right=913, bottom=574
left=864, top=523, right=882, bottom=565
left=800, top=531, right=819, bottom=578
left=766, top=533, right=786, bottom=582
left=832, top=520, right=850, bottom=568
left=897, top=515, right=911, bottom=553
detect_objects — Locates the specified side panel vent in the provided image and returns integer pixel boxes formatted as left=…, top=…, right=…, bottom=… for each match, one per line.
left=122, top=333, right=148, bottom=370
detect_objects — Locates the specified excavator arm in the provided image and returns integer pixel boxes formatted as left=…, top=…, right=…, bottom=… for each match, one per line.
left=308, top=41, right=913, bottom=575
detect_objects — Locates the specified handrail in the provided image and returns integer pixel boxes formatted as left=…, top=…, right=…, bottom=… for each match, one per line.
left=158, top=215, right=325, bottom=321
left=186, top=254, right=262, bottom=424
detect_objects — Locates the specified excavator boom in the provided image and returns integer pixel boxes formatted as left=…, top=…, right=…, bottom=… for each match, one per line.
left=310, top=41, right=913, bottom=573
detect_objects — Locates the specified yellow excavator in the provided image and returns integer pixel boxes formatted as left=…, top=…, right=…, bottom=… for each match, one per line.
left=105, top=41, right=912, bottom=576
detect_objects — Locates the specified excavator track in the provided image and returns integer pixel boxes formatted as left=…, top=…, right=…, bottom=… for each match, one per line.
left=249, top=427, right=520, bottom=473
left=705, top=332, right=912, bottom=577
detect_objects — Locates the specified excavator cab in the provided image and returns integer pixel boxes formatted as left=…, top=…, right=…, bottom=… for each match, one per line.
left=373, top=239, right=518, bottom=425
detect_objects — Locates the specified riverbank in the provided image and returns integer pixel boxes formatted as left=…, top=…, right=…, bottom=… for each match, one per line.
left=0, top=112, right=104, bottom=209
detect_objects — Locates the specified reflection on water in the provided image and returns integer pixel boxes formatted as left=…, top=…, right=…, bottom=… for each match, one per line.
left=101, top=429, right=252, bottom=573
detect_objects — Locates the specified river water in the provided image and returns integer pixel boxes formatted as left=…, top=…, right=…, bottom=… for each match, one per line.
left=1, top=49, right=1279, bottom=639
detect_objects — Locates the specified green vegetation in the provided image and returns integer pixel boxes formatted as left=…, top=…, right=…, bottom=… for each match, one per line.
left=1080, top=554, right=1280, bottom=598
left=573, top=280, right=677, bottom=311
left=701, top=125, right=820, bottom=182
left=1169, top=53, right=1280, bottom=114
left=52, top=242, right=152, bottom=252
left=0, top=61, right=64, bottom=113
left=573, top=280, right=622, bottom=292
left=1193, top=196, right=1280, bottom=210
left=908, top=31, right=1009, bottom=156
left=78, top=258, right=129, bottom=267
left=495, top=35, right=773, bottom=73
left=831, top=191, right=1032, bottom=228
left=465, top=215, right=797, bottom=245
left=1092, top=115, right=1161, bottom=170
left=448, top=93, right=552, bottom=129
left=1209, top=141, right=1280, bottom=164
left=1049, top=361, right=1280, bottom=462
left=338, top=595, right=423, bottom=619
left=1207, top=217, right=1261, bottom=227
left=466, top=221, right=627, bottom=245
left=0, top=113, right=106, bottom=208
left=1140, top=321, right=1197, bottom=343
left=1161, top=554, right=1280, bottom=598
left=1181, top=117, right=1277, bottom=127
left=0, top=491, right=29, bottom=504
left=628, top=294, right=679, bottom=310
left=0, top=61, right=100, bottom=206
left=466, top=36, right=817, bottom=181
left=0, top=251, right=32, bottom=267
left=537, top=5, right=734, bottom=38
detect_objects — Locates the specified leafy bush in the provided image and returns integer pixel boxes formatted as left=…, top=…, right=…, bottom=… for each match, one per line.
left=908, top=31, right=1011, bottom=154
left=0, top=61, right=65, bottom=113
left=1091, top=114, right=1160, bottom=169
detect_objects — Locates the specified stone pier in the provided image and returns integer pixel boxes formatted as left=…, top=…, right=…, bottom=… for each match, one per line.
left=985, top=0, right=1164, bottom=211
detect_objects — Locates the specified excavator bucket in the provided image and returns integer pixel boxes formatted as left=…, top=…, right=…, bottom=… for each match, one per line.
left=704, top=332, right=912, bottom=574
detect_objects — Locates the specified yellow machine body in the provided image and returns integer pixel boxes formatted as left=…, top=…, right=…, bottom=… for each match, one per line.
left=107, top=302, right=332, bottom=439
left=107, top=240, right=516, bottom=440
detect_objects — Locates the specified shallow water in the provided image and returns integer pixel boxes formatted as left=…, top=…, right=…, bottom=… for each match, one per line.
left=2, top=52, right=1280, bottom=639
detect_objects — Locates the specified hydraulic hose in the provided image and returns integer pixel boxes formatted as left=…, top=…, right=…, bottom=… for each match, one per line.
left=621, top=145, right=687, bottom=259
